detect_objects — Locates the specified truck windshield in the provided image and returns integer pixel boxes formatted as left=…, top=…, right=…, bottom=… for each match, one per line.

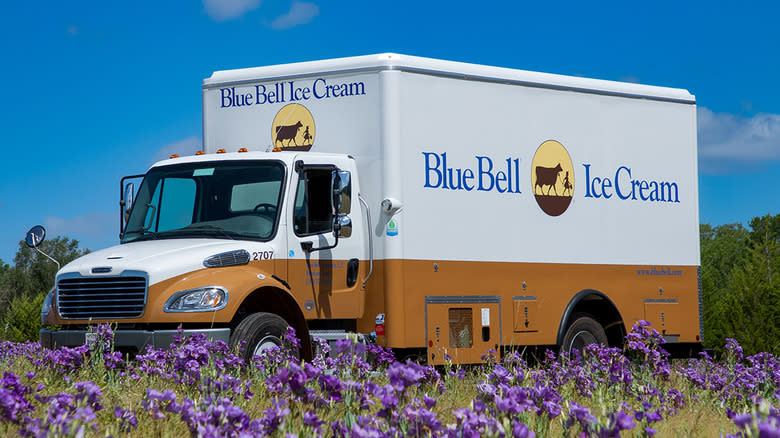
left=122, top=160, right=285, bottom=243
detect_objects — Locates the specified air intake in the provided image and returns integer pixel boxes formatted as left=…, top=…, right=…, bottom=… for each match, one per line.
left=203, top=250, right=251, bottom=268
left=57, top=275, right=147, bottom=319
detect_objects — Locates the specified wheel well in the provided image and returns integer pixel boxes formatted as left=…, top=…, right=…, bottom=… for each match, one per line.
left=556, top=289, right=626, bottom=348
left=232, top=286, right=313, bottom=361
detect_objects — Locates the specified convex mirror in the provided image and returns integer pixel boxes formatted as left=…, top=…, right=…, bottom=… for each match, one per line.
left=25, top=225, right=46, bottom=248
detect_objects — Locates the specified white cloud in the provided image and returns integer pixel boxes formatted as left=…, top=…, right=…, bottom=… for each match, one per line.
left=149, top=136, right=202, bottom=165
left=698, top=107, right=780, bottom=174
left=203, top=0, right=261, bottom=21
left=45, top=211, right=116, bottom=243
left=270, top=1, right=319, bottom=30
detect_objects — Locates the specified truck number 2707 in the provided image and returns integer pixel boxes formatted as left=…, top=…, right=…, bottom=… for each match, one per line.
left=252, top=251, right=273, bottom=260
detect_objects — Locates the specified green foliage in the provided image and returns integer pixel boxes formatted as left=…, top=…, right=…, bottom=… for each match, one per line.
left=0, top=236, right=88, bottom=309
left=0, top=234, right=88, bottom=342
left=701, top=214, right=780, bottom=356
left=0, top=290, right=47, bottom=342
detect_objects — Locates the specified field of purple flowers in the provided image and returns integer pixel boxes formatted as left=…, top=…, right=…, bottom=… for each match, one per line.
left=0, top=321, right=778, bottom=437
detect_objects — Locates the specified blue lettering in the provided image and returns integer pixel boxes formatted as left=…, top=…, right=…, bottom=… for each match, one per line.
left=423, top=152, right=442, bottom=188
left=639, top=180, right=650, bottom=200
left=288, top=81, right=297, bottom=101
left=255, top=85, right=268, bottom=104
left=495, top=171, right=508, bottom=193
left=462, top=169, right=474, bottom=191
left=601, top=177, right=612, bottom=199
left=448, top=168, right=463, bottom=190
left=442, top=153, right=449, bottom=189
left=313, top=78, right=327, bottom=99
left=591, top=176, right=602, bottom=199
left=583, top=164, right=593, bottom=198
left=221, top=88, right=233, bottom=108
left=660, top=182, right=680, bottom=203
left=615, top=166, right=631, bottom=200
left=477, top=156, right=494, bottom=191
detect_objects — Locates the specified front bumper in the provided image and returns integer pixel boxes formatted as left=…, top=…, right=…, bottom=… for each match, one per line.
left=39, top=328, right=231, bottom=351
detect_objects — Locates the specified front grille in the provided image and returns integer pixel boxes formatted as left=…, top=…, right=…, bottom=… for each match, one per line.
left=57, top=276, right=147, bottom=319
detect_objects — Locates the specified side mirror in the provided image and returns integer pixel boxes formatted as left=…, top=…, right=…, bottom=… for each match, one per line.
left=331, top=169, right=351, bottom=213
left=331, top=171, right=343, bottom=215
left=24, top=225, right=60, bottom=270
left=337, top=214, right=352, bottom=238
left=25, top=225, right=46, bottom=248
left=123, top=182, right=135, bottom=216
left=331, top=169, right=352, bottom=237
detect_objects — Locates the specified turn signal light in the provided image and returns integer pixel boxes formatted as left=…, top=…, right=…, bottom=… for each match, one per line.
left=195, top=150, right=205, bottom=155
left=216, top=149, right=226, bottom=154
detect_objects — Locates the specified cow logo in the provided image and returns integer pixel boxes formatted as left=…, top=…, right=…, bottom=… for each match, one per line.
left=531, top=140, right=574, bottom=216
left=271, top=103, right=315, bottom=151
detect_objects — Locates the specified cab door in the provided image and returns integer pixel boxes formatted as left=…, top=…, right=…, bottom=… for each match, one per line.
left=286, top=155, right=367, bottom=320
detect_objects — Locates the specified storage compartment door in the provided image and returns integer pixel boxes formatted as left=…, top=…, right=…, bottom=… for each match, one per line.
left=643, top=299, right=681, bottom=337
left=426, top=297, right=501, bottom=365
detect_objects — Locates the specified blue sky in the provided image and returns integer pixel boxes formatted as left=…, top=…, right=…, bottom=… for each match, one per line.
left=1, top=1, right=778, bottom=264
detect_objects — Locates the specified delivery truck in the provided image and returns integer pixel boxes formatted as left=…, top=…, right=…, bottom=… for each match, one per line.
left=36, top=53, right=702, bottom=363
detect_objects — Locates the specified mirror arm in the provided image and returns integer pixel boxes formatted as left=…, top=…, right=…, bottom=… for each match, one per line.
left=34, top=247, right=60, bottom=271
left=301, top=220, right=340, bottom=253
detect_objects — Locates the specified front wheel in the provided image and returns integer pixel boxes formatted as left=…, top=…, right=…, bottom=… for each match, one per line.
left=230, top=312, right=296, bottom=363
left=560, top=314, right=607, bottom=356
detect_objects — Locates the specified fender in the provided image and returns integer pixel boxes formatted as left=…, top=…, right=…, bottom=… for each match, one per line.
left=235, top=281, right=313, bottom=360
left=555, top=289, right=623, bottom=346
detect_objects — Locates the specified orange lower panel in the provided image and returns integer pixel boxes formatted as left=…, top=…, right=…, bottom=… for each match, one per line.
left=360, top=260, right=700, bottom=351
left=46, top=257, right=701, bottom=356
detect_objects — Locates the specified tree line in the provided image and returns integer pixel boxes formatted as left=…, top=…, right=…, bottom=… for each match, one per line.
left=700, top=213, right=779, bottom=356
left=0, top=214, right=777, bottom=355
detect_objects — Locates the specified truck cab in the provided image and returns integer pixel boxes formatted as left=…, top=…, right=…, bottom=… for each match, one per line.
left=40, top=151, right=369, bottom=361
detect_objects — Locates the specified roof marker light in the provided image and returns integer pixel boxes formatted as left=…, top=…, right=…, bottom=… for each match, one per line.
left=216, top=149, right=226, bottom=154
left=169, top=154, right=180, bottom=158
left=196, top=150, right=205, bottom=155
left=238, top=148, right=248, bottom=153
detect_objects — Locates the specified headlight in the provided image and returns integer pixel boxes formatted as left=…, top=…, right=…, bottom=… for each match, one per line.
left=164, top=286, right=228, bottom=312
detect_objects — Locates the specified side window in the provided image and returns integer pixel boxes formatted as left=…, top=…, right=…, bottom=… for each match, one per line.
left=157, top=178, right=196, bottom=231
left=293, top=169, right=334, bottom=236
left=144, top=182, right=162, bottom=231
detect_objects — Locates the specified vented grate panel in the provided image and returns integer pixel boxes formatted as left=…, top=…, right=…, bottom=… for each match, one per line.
left=57, top=276, right=147, bottom=319
left=203, top=250, right=250, bottom=268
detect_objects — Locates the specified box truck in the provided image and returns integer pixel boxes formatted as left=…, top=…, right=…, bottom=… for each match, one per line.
left=37, top=53, right=702, bottom=363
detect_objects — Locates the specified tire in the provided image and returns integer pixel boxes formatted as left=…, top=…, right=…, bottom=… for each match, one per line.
left=230, top=312, right=296, bottom=363
left=560, top=314, right=608, bottom=356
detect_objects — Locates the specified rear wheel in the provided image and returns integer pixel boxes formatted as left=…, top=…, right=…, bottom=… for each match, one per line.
left=230, top=312, right=296, bottom=363
left=560, top=314, right=607, bottom=356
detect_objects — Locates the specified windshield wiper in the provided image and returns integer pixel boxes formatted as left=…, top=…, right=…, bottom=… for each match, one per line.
left=180, top=225, right=235, bottom=240
left=123, top=229, right=159, bottom=240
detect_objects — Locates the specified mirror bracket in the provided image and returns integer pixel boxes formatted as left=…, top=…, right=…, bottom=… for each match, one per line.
left=24, top=226, right=60, bottom=270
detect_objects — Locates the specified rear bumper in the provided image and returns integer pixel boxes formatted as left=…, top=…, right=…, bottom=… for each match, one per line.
left=39, top=328, right=231, bottom=352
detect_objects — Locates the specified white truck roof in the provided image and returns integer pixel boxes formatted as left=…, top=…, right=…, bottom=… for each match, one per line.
left=203, top=53, right=695, bottom=104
